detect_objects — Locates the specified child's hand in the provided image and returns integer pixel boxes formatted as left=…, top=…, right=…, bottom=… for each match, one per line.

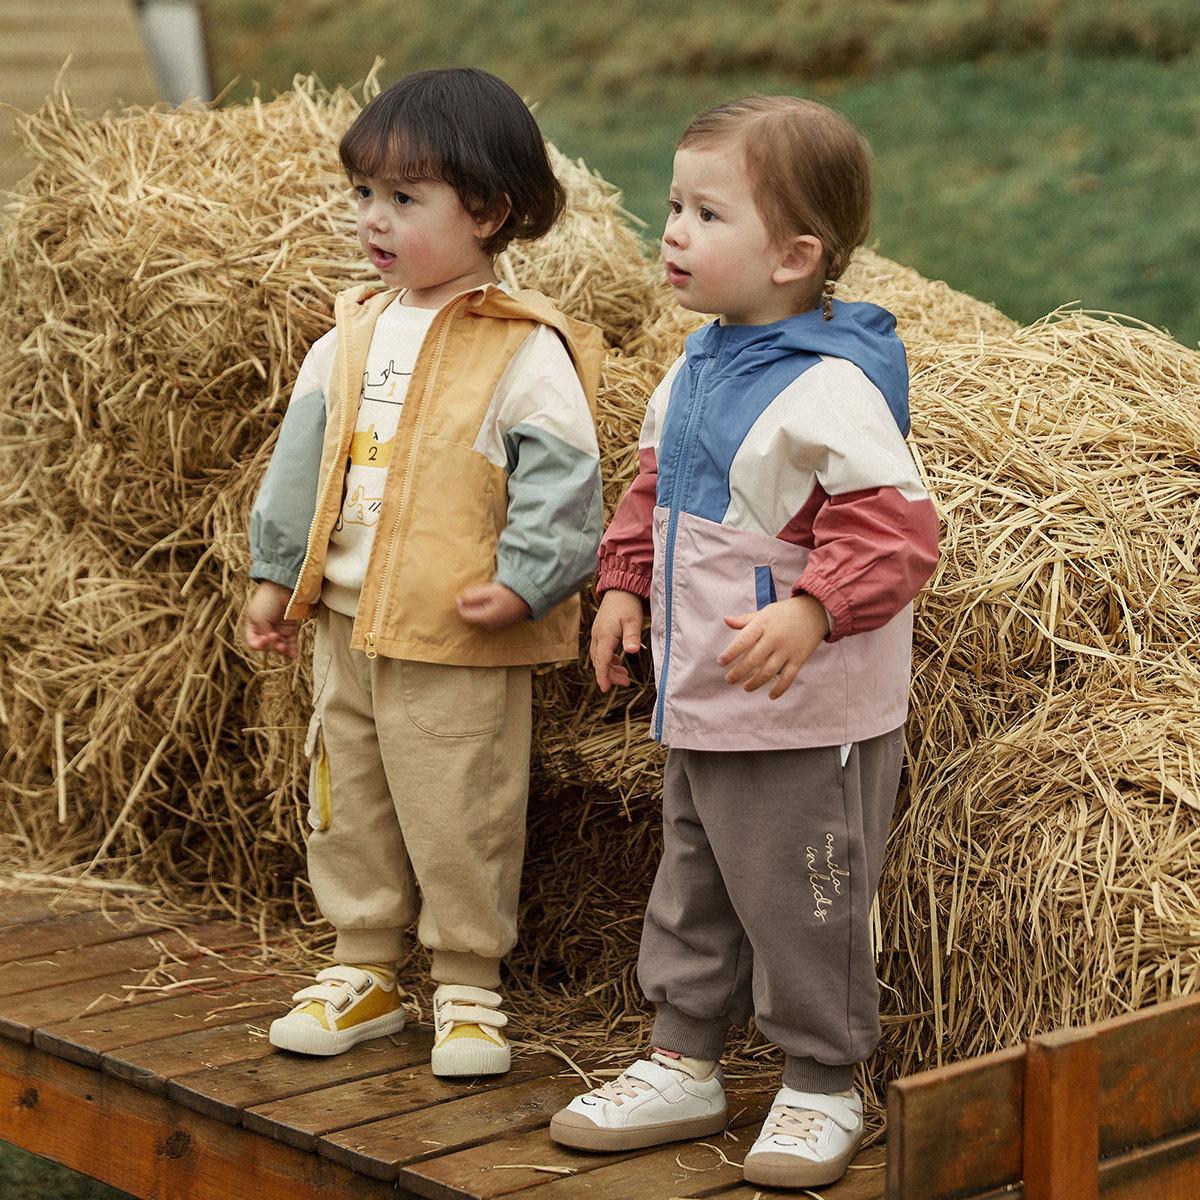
left=718, top=594, right=829, bottom=700
left=590, top=589, right=646, bottom=692
left=456, top=583, right=532, bottom=630
left=244, top=580, right=300, bottom=660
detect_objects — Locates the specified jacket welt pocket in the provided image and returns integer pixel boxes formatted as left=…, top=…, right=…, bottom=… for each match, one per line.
left=753, top=564, right=778, bottom=611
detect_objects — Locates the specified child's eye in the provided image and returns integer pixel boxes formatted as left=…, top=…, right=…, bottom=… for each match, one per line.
left=354, top=184, right=371, bottom=199
left=668, top=199, right=682, bottom=215
left=699, top=206, right=717, bottom=222
left=393, top=191, right=413, bottom=206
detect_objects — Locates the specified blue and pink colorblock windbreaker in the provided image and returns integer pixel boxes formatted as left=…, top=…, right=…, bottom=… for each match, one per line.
left=598, top=299, right=940, bottom=752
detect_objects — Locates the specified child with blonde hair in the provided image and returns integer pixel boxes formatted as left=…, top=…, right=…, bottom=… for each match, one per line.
left=551, top=95, right=939, bottom=1188
left=244, top=67, right=603, bottom=1076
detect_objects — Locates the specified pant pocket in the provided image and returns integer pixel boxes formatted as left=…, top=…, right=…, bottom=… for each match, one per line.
left=398, top=660, right=505, bottom=738
left=304, top=712, right=332, bottom=832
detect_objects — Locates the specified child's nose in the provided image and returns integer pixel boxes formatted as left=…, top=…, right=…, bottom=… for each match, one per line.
left=664, top=223, right=686, bottom=250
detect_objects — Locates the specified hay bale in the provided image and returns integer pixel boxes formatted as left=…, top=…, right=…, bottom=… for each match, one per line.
left=3, top=76, right=1200, bottom=1097
left=0, top=72, right=668, bottom=924
left=498, top=146, right=663, bottom=350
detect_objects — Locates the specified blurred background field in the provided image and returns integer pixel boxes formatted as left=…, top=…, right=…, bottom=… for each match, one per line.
left=202, top=0, right=1200, bottom=348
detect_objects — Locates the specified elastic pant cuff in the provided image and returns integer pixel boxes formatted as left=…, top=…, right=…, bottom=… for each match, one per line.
left=783, top=1055, right=856, bottom=1093
left=431, top=950, right=502, bottom=989
left=651, top=1003, right=730, bottom=1061
left=333, top=926, right=405, bottom=964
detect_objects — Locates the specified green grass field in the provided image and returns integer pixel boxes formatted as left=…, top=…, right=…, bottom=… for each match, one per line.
left=203, top=0, right=1200, bottom=347
left=0, top=1142, right=130, bottom=1200
left=534, top=52, right=1200, bottom=345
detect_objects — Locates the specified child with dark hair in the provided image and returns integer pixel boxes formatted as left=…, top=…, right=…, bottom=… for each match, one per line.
left=243, top=68, right=603, bottom=1076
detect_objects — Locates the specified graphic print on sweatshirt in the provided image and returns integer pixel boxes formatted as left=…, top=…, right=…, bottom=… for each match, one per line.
left=321, top=299, right=438, bottom=613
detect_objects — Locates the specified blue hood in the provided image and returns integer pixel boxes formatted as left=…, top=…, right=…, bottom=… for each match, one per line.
left=686, top=298, right=910, bottom=436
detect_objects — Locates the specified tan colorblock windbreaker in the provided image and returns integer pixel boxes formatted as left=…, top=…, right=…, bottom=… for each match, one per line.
left=282, top=283, right=604, bottom=666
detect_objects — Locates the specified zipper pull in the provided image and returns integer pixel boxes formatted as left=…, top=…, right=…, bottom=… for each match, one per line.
left=364, top=632, right=378, bottom=660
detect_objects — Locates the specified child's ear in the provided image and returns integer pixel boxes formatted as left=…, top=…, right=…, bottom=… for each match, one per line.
left=473, top=194, right=512, bottom=242
left=772, top=234, right=824, bottom=287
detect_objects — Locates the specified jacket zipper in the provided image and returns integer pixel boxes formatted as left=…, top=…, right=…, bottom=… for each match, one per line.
left=362, top=291, right=474, bottom=659
left=653, top=347, right=716, bottom=740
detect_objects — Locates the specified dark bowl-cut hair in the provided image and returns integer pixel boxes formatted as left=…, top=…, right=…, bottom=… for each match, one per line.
left=339, top=68, right=565, bottom=257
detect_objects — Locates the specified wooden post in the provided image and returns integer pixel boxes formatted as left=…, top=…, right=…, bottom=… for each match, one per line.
left=1023, top=1026, right=1099, bottom=1200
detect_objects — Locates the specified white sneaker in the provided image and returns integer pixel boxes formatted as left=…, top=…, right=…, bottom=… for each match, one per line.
left=268, top=964, right=405, bottom=1056
left=549, top=1052, right=727, bottom=1151
left=742, top=1086, right=864, bottom=1188
left=430, top=984, right=510, bottom=1077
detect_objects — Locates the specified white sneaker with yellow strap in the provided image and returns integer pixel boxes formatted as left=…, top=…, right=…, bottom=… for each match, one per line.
left=430, top=983, right=510, bottom=1077
left=268, top=964, right=405, bottom=1056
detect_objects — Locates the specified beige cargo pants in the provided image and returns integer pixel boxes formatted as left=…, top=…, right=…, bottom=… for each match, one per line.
left=303, top=607, right=532, bottom=989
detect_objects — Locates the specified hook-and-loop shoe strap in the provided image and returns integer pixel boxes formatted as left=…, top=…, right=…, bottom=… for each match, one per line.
left=433, top=984, right=506, bottom=1028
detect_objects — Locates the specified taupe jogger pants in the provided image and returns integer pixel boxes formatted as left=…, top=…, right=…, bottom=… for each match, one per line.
left=303, top=607, right=532, bottom=988
left=637, top=728, right=905, bottom=1092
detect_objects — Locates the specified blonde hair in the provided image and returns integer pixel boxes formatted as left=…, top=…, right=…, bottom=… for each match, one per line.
left=679, top=96, right=872, bottom=315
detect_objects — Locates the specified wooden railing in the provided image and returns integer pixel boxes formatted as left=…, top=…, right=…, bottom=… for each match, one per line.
left=886, top=992, right=1200, bottom=1199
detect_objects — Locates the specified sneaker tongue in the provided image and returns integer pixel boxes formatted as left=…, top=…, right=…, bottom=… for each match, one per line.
left=648, top=1051, right=690, bottom=1077
left=350, top=962, right=395, bottom=987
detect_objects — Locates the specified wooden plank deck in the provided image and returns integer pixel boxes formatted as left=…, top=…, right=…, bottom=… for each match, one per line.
left=0, top=893, right=886, bottom=1199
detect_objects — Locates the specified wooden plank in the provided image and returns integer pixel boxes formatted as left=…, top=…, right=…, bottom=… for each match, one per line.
left=4, top=63, right=159, bottom=107
left=399, top=1123, right=638, bottom=1200
left=0, top=47, right=159, bottom=72
left=101, top=1018, right=281, bottom=1093
left=0, top=921, right=255, bottom=998
left=0, top=907, right=163, bottom=962
left=1, top=1, right=107, bottom=18
left=32, top=967, right=298, bottom=1067
left=640, top=1144, right=886, bottom=1200
left=506, top=1097, right=795, bottom=1200
left=0, top=965, right=224, bottom=1044
left=0, top=950, right=290, bottom=1046
left=0, top=890, right=93, bottom=926
left=319, top=1071, right=590, bottom=1181
left=0, top=0, right=159, bottom=190
left=1099, top=1124, right=1200, bottom=1199
left=398, top=1085, right=777, bottom=1200
left=166, top=1025, right=435, bottom=1123
left=0, top=17, right=155, bottom=48
left=245, top=1051, right=563, bottom=1153
left=1097, top=992, right=1200, bottom=1156
left=1023, top=1027, right=1098, bottom=1200
left=1, top=4, right=111, bottom=24
left=515, top=1134, right=748, bottom=1199
left=0, top=1035, right=411, bottom=1200
left=885, top=1044, right=1023, bottom=1200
